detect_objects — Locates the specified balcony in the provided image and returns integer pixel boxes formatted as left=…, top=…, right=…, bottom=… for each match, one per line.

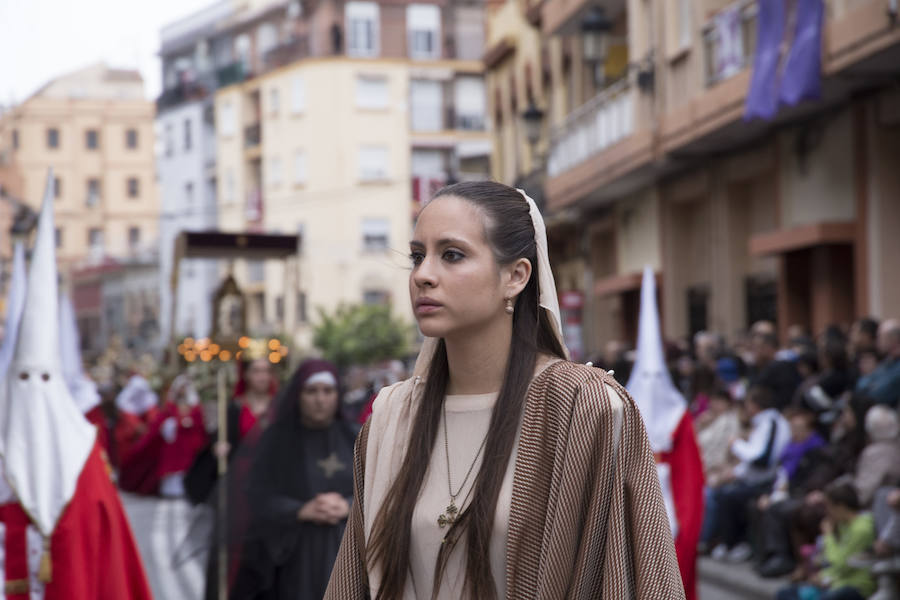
left=263, top=36, right=310, bottom=73
left=216, top=61, right=246, bottom=88
left=541, top=0, right=625, bottom=35
left=244, top=123, right=261, bottom=149
left=702, top=0, right=757, bottom=87
left=547, top=79, right=633, bottom=178
left=156, top=78, right=215, bottom=113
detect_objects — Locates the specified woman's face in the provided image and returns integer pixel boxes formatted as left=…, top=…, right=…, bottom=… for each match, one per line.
left=246, top=359, right=273, bottom=395
left=299, top=381, right=338, bottom=428
left=408, top=196, right=527, bottom=340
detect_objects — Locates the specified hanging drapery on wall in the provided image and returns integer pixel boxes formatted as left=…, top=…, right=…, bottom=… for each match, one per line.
left=779, top=0, right=825, bottom=106
left=744, top=0, right=825, bottom=121
left=744, top=0, right=786, bottom=120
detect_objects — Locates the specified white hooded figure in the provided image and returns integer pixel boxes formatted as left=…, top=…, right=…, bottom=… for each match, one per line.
left=0, top=170, right=97, bottom=545
left=625, top=266, right=705, bottom=600
left=58, top=292, right=101, bottom=414
left=115, top=374, right=158, bottom=417
left=0, top=239, right=27, bottom=381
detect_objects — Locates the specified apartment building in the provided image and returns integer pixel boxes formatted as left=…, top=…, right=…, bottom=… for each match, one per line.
left=0, top=64, right=158, bottom=266
left=486, top=0, right=900, bottom=354
left=211, top=0, right=491, bottom=348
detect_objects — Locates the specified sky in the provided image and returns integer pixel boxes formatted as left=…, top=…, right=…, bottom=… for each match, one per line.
left=0, top=0, right=214, bottom=105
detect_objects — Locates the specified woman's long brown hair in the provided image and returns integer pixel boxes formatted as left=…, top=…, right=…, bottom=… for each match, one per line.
left=366, top=182, right=567, bottom=599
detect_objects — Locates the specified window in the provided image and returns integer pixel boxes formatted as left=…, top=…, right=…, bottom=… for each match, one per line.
left=297, top=291, right=307, bottom=322
left=346, top=1, right=379, bottom=57
left=185, top=182, right=194, bottom=205
left=126, top=128, right=138, bottom=149
left=86, top=178, right=101, bottom=206
left=257, top=22, right=278, bottom=57
left=11, top=130, right=18, bottom=150
left=363, top=289, right=390, bottom=306
left=275, top=296, right=285, bottom=321
left=268, top=157, right=282, bottom=186
left=679, top=0, right=692, bottom=49
left=290, top=76, right=305, bottom=114
left=355, top=75, right=388, bottom=109
left=454, top=76, right=486, bottom=130
left=165, top=124, right=174, bottom=157
left=667, top=0, right=692, bottom=57
left=88, top=228, right=104, bottom=249
left=85, top=129, right=99, bottom=150
left=293, top=151, right=307, bottom=185
left=410, top=79, right=442, bottom=131
left=358, top=146, right=388, bottom=181
left=407, top=4, right=440, bottom=59
left=55, top=228, right=63, bottom=249
left=183, top=119, right=192, bottom=151
left=47, top=128, right=59, bottom=149
left=53, top=176, right=62, bottom=199
left=127, top=177, right=139, bottom=198
left=248, top=260, right=265, bottom=283
left=269, top=87, right=280, bottom=115
left=220, top=101, right=236, bottom=137
left=362, top=218, right=390, bottom=251
left=128, top=227, right=140, bottom=249
left=225, top=169, right=235, bottom=204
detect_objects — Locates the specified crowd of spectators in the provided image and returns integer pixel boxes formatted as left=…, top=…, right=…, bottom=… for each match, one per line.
left=593, top=317, right=900, bottom=600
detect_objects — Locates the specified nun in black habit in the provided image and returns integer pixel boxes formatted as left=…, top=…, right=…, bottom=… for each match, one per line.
left=231, top=358, right=358, bottom=599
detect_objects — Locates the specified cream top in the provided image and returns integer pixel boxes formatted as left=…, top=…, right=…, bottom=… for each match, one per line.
left=406, top=391, right=518, bottom=599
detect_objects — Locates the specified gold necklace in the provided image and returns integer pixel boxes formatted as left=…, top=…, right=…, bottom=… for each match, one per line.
left=437, top=399, right=488, bottom=529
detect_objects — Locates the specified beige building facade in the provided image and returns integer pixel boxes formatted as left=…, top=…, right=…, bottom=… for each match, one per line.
left=0, top=64, right=159, bottom=268
left=486, top=0, right=900, bottom=354
left=213, top=0, right=491, bottom=348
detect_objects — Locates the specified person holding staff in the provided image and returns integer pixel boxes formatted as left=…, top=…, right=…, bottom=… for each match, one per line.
left=326, top=181, right=684, bottom=599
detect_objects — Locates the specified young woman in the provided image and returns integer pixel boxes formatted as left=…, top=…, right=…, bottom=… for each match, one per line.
left=325, top=182, right=684, bottom=599
left=231, top=358, right=358, bottom=599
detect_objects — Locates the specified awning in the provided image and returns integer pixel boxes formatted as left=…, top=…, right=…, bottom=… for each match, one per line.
left=595, top=270, right=658, bottom=297
left=748, top=221, right=856, bottom=257
left=174, top=231, right=300, bottom=261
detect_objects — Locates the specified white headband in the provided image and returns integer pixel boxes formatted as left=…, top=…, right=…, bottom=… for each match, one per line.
left=305, top=371, right=337, bottom=387
left=517, top=188, right=568, bottom=359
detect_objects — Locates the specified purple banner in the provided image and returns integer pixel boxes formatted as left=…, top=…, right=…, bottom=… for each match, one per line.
left=779, top=0, right=824, bottom=106
left=744, top=0, right=785, bottom=121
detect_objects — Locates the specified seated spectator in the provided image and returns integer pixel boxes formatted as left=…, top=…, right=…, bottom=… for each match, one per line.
left=872, top=486, right=900, bottom=558
left=775, top=479, right=877, bottom=600
left=856, top=319, right=900, bottom=407
left=849, top=317, right=880, bottom=377
left=755, top=408, right=828, bottom=577
left=697, top=386, right=742, bottom=467
left=709, top=386, right=791, bottom=562
left=854, top=405, right=900, bottom=507
left=717, top=355, right=748, bottom=401
left=750, top=331, right=802, bottom=411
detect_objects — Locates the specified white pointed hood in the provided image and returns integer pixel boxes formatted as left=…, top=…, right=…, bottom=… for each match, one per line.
left=625, top=266, right=686, bottom=453
left=59, top=292, right=101, bottom=414
left=0, top=240, right=27, bottom=380
left=0, top=170, right=96, bottom=537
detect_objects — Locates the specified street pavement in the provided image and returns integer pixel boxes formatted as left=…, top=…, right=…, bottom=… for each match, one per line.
left=119, top=493, right=782, bottom=600
left=121, top=492, right=206, bottom=600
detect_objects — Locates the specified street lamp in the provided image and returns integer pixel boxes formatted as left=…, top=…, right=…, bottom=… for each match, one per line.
left=522, top=102, right=545, bottom=148
left=581, top=7, right=613, bottom=86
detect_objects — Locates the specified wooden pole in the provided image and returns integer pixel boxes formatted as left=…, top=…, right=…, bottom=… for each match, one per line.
left=217, top=367, right=228, bottom=600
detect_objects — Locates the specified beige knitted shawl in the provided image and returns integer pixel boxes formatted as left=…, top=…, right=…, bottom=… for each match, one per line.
left=325, top=360, right=686, bottom=599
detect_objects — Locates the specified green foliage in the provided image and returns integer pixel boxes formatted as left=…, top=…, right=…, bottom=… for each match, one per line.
left=313, top=304, right=411, bottom=369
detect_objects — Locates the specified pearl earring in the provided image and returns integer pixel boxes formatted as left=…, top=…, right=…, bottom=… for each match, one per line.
left=505, top=298, right=514, bottom=315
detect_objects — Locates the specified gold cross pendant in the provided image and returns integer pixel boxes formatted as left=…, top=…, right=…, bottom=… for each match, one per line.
left=437, top=500, right=459, bottom=529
